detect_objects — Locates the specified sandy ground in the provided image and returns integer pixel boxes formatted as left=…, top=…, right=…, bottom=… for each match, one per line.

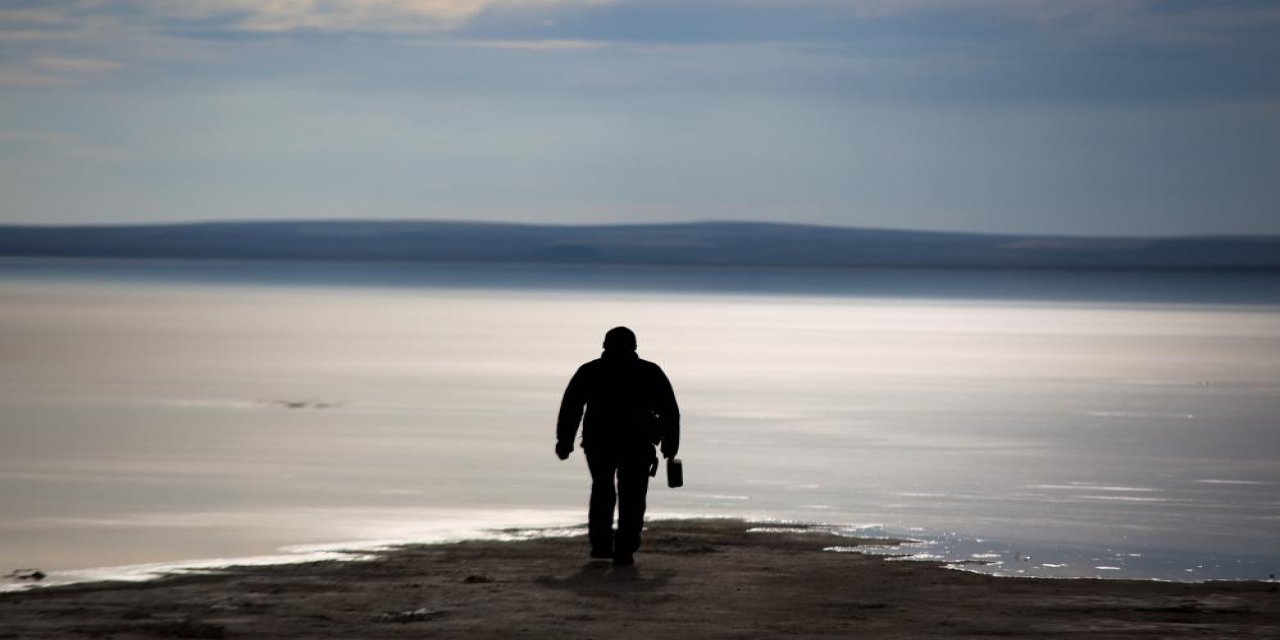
left=1, top=519, right=1277, bottom=639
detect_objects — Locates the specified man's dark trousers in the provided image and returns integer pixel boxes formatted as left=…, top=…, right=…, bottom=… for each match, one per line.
left=585, top=444, right=654, bottom=557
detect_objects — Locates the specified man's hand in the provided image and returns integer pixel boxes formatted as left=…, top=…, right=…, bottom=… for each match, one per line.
left=555, top=441, right=573, bottom=460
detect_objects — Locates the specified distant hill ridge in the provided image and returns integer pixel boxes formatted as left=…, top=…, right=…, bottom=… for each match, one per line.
left=1, top=220, right=1278, bottom=270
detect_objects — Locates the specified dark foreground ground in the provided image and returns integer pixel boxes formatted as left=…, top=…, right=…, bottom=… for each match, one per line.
left=2, top=519, right=1277, bottom=639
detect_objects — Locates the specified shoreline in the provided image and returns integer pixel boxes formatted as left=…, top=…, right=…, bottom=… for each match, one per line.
left=6, top=514, right=1275, bottom=593
left=0, top=517, right=594, bottom=595
left=2, top=518, right=1276, bottom=638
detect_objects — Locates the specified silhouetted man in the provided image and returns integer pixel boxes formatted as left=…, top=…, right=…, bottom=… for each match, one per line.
left=556, top=326, right=680, bottom=566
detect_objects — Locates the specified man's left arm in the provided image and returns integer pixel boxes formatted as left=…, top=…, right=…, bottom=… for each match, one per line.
left=654, top=366, right=680, bottom=459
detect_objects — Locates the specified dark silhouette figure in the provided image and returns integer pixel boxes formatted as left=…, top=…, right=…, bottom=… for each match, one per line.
left=557, top=327, right=680, bottom=566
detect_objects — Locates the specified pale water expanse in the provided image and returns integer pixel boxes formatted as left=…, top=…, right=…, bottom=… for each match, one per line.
left=1, top=258, right=1278, bottom=588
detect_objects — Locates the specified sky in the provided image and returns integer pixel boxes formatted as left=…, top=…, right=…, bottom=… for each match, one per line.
left=1, top=1, right=1278, bottom=236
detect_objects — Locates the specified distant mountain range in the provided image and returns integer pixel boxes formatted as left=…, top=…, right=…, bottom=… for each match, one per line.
left=1, top=220, right=1278, bottom=270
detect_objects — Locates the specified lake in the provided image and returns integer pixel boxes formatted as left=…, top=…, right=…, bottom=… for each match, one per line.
left=1, top=258, right=1277, bottom=587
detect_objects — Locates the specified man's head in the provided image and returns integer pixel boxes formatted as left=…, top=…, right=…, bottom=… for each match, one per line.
left=603, top=326, right=637, bottom=352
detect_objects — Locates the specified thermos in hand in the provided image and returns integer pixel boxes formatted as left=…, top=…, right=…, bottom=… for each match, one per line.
left=666, top=457, right=683, bottom=488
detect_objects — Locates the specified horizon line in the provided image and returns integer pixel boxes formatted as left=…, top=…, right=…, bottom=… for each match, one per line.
left=3, top=218, right=1278, bottom=242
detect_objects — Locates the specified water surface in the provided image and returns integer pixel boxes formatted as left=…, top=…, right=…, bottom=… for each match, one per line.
left=1, top=260, right=1277, bottom=585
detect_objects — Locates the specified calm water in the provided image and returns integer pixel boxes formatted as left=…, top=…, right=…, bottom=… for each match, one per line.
left=1, top=259, right=1278, bottom=587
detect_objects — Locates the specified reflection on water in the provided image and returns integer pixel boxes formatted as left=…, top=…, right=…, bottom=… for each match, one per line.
left=830, top=528, right=1280, bottom=582
left=0, top=261, right=1278, bottom=584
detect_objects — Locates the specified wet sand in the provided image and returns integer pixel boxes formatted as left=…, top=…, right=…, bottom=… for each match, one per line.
left=1, top=519, right=1276, bottom=639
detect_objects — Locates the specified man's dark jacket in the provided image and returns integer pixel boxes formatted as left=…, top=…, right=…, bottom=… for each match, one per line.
left=557, top=350, right=680, bottom=458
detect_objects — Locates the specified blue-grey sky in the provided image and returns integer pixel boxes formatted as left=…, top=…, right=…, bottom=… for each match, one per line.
left=1, top=0, right=1277, bottom=235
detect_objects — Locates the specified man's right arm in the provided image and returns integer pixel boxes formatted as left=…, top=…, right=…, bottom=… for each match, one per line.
left=555, top=365, right=588, bottom=459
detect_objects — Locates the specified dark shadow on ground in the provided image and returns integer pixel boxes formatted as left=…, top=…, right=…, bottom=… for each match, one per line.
left=535, top=561, right=673, bottom=598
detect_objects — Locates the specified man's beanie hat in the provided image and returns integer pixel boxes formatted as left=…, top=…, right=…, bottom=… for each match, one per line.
left=603, top=326, right=637, bottom=351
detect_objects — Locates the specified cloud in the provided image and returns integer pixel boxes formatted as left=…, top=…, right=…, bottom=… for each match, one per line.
left=0, top=8, right=68, bottom=25
left=7, top=0, right=1280, bottom=49
left=408, top=37, right=610, bottom=51
left=0, top=131, right=75, bottom=145
left=0, top=129, right=127, bottom=163
left=31, top=56, right=121, bottom=73
left=0, top=66, right=64, bottom=86
left=816, top=0, right=1280, bottom=45
left=144, top=0, right=615, bottom=34
left=0, top=56, right=120, bottom=86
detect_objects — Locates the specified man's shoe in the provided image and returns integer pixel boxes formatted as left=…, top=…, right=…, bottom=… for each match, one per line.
left=612, top=553, right=634, bottom=567
left=590, top=549, right=612, bottom=560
